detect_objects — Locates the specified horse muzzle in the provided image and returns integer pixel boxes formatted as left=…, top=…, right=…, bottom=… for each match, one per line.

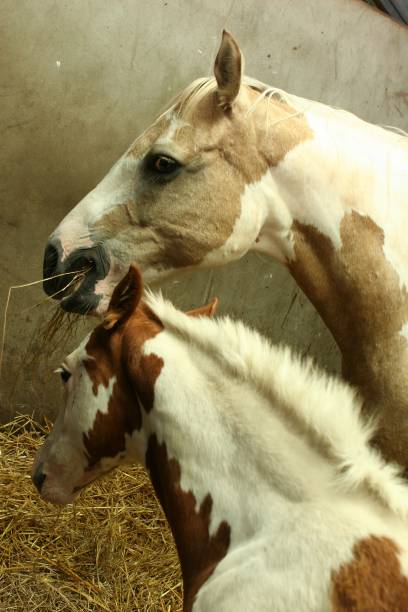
left=43, top=237, right=110, bottom=314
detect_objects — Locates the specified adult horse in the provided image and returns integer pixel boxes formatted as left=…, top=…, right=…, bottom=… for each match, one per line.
left=42, top=32, right=408, bottom=466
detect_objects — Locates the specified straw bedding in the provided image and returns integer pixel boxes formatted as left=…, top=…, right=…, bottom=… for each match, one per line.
left=0, top=415, right=182, bottom=611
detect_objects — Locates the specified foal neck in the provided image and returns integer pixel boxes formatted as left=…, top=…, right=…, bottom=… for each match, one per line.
left=145, top=432, right=231, bottom=611
left=126, top=310, right=333, bottom=608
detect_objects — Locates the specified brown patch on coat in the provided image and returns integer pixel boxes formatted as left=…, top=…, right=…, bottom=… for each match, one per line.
left=331, top=535, right=408, bottom=610
left=131, top=353, right=163, bottom=413
left=82, top=303, right=164, bottom=466
left=83, top=375, right=141, bottom=467
left=146, top=434, right=231, bottom=611
left=93, top=83, right=313, bottom=272
left=289, top=211, right=408, bottom=466
left=84, top=325, right=121, bottom=395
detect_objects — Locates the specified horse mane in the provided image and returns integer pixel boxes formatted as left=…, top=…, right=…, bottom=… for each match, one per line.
left=145, top=291, right=408, bottom=520
left=169, top=75, right=408, bottom=145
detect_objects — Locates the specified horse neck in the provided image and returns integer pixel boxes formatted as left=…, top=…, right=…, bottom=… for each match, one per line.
left=252, top=99, right=408, bottom=464
left=129, top=323, right=334, bottom=603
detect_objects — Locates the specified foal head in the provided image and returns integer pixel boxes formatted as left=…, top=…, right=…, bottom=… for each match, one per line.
left=43, top=31, right=309, bottom=315
left=33, top=266, right=217, bottom=504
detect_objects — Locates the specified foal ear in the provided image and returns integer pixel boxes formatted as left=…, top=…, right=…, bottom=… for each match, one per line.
left=104, top=265, right=143, bottom=330
left=214, top=30, right=243, bottom=111
left=187, top=297, right=219, bottom=318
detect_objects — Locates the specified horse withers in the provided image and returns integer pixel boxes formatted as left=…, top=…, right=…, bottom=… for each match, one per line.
left=33, top=266, right=408, bottom=611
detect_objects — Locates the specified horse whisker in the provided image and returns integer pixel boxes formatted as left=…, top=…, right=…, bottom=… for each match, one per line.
left=20, top=267, right=92, bottom=314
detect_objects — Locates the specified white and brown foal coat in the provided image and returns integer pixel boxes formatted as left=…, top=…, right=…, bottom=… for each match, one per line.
left=34, top=267, right=408, bottom=611
left=43, top=32, right=408, bottom=468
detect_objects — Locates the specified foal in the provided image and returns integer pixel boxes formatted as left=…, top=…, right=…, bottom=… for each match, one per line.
left=33, top=266, right=408, bottom=611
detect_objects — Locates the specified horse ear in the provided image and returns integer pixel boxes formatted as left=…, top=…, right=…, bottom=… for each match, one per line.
left=187, top=297, right=219, bottom=318
left=103, top=265, right=143, bottom=330
left=214, top=30, right=243, bottom=111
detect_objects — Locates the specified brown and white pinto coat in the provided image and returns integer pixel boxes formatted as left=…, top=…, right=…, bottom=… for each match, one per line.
left=34, top=266, right=408, bottom=611
left=42, top=32, right=408, bottom=468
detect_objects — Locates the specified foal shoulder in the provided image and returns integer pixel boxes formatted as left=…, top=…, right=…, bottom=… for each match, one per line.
left=331, top=535, right=408, bottom=611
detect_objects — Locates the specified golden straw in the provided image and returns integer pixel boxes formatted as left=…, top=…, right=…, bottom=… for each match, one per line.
left=20, top=267, right=91, bottom=314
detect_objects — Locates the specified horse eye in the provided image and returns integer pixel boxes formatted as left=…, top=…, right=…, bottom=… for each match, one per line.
left=149, top=155, right=180, bottom=174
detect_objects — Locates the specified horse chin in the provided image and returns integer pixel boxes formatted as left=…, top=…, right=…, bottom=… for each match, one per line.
left=58, top=259, right=183, bottom=315
left=40, top=485, right=79, bottom=507
left=57, top=256, right=114, bottom=314
left=60, top=279, right=102, bottom=315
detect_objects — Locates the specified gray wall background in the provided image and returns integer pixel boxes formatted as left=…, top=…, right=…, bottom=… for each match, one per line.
left=1, top=0, right=407, bottom=422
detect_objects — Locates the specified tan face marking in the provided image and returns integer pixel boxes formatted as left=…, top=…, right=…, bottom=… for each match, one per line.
left=290, top=211, right=408, bottom=465
left=145, top=433, right=231, bottom=611
left=331, top=536, right=408, bottom=610
left=92, top=86, right=313, bottom=275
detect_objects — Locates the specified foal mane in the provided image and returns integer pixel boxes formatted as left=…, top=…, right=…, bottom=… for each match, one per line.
left=146, top=292, right=408, bottom=520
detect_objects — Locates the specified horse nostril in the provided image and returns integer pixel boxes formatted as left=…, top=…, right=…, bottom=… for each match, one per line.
left=43, top=239, right=64, bottom=296
left=32, top=467, right=47, bottom=493
left=43, top=242, right=59, bottom=277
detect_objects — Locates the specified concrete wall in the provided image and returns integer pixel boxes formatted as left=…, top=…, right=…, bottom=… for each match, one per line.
left=1, top=0, right=407, bottom=422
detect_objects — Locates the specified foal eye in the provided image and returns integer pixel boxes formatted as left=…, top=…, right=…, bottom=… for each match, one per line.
left=56, top=367, right=71, bottom=383
left=148, top=154, right=181, bottom=175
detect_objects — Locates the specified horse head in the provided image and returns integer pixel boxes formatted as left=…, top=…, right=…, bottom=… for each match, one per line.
left=42, top=31, right=308, bottom=314
left=33, top=265, right=217, bottom=504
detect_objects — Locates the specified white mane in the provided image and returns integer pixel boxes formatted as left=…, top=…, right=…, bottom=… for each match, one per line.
left=145, top=291, right=408, bottom=519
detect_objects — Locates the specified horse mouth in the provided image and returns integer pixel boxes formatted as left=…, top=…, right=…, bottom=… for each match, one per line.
left=73, top=467, right=115, bottom=492
left=43, top=244, right=110, bottom=314
left=60, top=272, right=103, bottom=314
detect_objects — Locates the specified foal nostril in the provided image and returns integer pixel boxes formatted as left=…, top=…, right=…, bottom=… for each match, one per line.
left=32, top=467, right=47, bottom=493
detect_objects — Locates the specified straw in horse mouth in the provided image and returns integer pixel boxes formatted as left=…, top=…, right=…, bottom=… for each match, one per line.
left=69, top=270, right=89, bottom=293
left=59, top=266, right=92, bottom=300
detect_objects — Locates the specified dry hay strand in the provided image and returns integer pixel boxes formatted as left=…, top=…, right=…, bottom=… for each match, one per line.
left=25, top=269, right=92, bottom=361
left=0, top=414, right=182, bottom=611
left=2, top=268, right=91, bottom=412
left=1, top=268, right=89, bottom=380
left=5, top=305, right=87, bottom=410
left=26, top=305, right=86, bottom=370
left=33, top=265, right=93, bottom=358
